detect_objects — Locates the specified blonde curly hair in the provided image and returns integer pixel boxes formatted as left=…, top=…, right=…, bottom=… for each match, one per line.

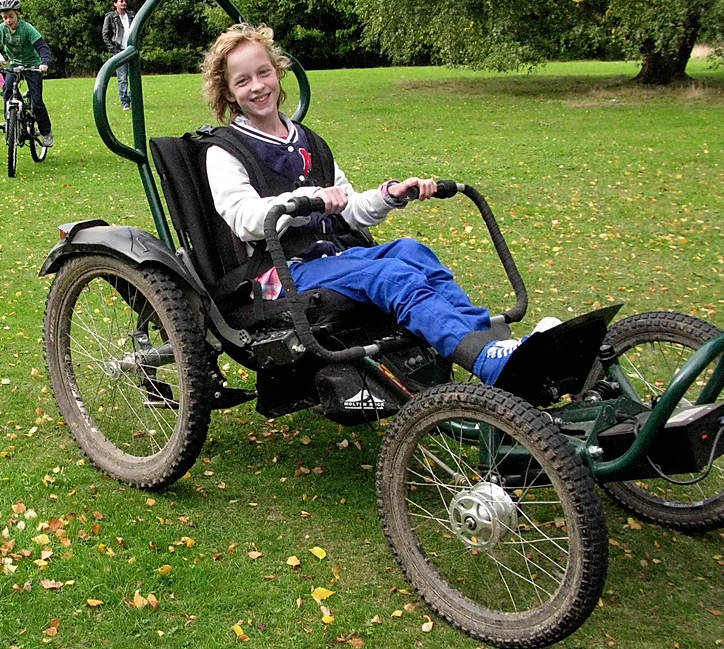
left=201, top=23, right=291, bottom=124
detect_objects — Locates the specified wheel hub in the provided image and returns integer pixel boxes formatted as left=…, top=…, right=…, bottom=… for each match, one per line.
left=449, top=482, right=518, bottom=550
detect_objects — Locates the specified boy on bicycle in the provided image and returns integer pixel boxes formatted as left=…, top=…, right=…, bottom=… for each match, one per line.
left=0, top=0, right=53, bottom=147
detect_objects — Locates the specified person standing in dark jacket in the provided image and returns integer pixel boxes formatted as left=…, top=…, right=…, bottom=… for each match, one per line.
left=102, top=0, right=134, bottom=110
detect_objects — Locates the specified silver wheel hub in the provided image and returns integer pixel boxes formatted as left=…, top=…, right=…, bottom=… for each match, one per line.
left=449, top=482, right=518, bottom=549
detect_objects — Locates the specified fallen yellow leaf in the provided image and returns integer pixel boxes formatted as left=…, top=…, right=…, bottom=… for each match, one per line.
left=321, top=605, right=335, bottom=624
left=155, top=564, right=173, bottom=576
left=87, top=598, right=104, bottom=607
left=247, top=551, right=263, bottom=560
left=286, top=555, right=301, bottom=567
left=391, top=610, right=403, bottom=618
left=309, top=546, right=327, bottom=560
left=311, top=586, right=335, bottom=604
left=421, top=615, right=434, bottom=632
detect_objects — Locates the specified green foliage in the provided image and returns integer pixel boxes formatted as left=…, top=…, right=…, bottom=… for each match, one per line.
left=17, top=0, right=382, bottom=76
left=22, top=0, right=109, bottom=76
left=605, top=0, right=712, bottom=58
left=355, top=0, right=613, bottom=70
left=355, top=0, right=724, bottom=81
left=237, top=0, right=386, bottom=68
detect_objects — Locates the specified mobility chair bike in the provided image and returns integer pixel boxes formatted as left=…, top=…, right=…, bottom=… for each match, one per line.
left=39, top=1, right=724, bottom=647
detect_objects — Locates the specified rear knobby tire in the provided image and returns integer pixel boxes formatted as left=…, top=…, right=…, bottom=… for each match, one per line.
left=585, top=311, right=724, bottom=531
left=377, top=383, right=608, bottom=648
left=6, top=107, right=18, bottom=177
left=44, top=255, right=213, bottom=489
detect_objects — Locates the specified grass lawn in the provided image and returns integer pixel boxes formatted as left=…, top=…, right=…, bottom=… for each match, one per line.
left=1, top=58, right=723, bottom=648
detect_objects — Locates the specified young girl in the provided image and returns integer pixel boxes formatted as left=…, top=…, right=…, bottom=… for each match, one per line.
left=201, top=24, right=555, bottom=384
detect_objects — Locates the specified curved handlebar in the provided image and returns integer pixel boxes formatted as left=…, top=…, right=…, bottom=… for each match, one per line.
left=262, top=180, right=528, bottom=363
left=461, top=185, right=528, bottom=323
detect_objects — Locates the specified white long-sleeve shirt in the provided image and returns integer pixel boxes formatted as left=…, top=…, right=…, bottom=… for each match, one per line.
left=206, top=117, right=394, bottom=258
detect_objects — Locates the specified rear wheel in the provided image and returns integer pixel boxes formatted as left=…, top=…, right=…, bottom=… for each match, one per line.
left=377, top=383, right=608, bottom=648
left=44, top=255, right=213, bottom=489
left=29, top=117, right=47, bottom=162
left=586, top=312, right=724, bottom=531
left=6, top=106, right=18, bottom=177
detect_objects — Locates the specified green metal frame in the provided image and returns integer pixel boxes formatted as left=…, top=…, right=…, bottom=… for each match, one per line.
left=92, top=0, right=311, bottom=250
left=588, top=333, right=724, bottom=479
left=446, top=333, right=724, bottom=484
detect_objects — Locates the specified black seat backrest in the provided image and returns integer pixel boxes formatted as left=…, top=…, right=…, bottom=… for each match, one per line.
left=150, top=135, right=248, bottom=297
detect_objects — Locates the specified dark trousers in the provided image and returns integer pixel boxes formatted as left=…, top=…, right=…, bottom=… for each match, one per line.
left=3, top=70, right=52, bottom=136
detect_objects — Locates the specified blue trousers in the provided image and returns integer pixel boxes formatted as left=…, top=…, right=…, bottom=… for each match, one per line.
left=290, top=238, right=491, bottom=361
left=116, top=63, right=130, bottom=108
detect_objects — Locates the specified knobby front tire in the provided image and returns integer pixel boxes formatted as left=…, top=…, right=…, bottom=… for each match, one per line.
left=6, top=107, right=18, bottom=177
left=377, top=383, right=608, bottom=648
left=586, top=311, right=724, bottom=532
left=44, top=255, right=214, bottom=489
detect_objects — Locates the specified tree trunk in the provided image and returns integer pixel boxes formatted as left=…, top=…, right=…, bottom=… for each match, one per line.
left=634, top=6, right=703, bottom=85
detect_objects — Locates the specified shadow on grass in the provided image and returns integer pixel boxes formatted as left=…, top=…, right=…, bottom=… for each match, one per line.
left=398, top=74, right=724, bottom=105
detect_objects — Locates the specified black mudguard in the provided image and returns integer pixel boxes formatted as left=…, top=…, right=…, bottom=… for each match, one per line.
left=39, top=221, right=202, bottom=294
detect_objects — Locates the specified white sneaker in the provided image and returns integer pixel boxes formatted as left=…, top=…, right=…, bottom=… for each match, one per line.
left=485, top=338, right=522, bottom=359
left=43, top=131, right=54, bottom=147
left=531, top=316, right=563, bottom=334
left=484, top=317, right=563, bottom=360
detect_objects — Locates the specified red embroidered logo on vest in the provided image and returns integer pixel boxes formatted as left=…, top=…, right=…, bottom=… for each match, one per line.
left=299, top=148, right=312, bottom=177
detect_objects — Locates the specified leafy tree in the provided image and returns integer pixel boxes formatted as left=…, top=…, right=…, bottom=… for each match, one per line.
left=355, top=0, right=724, bottom=84
left=22, top=0, right=109, bottom=76
left=20, top=0, right=383, bottom=76
left=606, top=0, right=717, bottom=84
left=237, top=0, right=387, bottom=68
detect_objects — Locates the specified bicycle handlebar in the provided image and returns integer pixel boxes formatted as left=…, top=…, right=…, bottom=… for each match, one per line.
left=262, top=180, right=528, bottom=363
left=0, top=65, right=44, bottom=75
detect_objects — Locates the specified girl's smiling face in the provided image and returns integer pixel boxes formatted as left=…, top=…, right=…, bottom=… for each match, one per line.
left=224, top=40, right=281, bottom=132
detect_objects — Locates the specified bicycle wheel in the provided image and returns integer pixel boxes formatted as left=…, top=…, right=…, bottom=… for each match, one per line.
left=44, top=255, right=214, bottom=489
left=6, top=106, right=18, bottom=177
left=377, top=383, right=608, bottom=648
left=29, top=117, right=47, bottom=163
left=585, top=311, right=724, bottom=531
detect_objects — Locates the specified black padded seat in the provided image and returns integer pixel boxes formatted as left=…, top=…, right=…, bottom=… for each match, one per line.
left=217, top=285, right=395, bottom=333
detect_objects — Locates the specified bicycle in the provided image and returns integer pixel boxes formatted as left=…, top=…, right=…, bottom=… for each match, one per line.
left=1, top=64, right=48, bottom=177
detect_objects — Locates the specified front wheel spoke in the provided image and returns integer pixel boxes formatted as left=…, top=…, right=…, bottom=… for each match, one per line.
left=407, top=498, right=455, bottom=534
left=488, top=552, right=556, bottom=599
left=407, top=465, right=461, bottom=496
left=504, top=538, right=568, bottom=581
left=514, top=508, right=571, bottom=557
left=428, top=427, right=478, bottom=483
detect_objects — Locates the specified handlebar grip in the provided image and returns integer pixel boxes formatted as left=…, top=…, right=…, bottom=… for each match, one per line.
left=286, top=196, right=327, bottom=216
left=434, top=180, right=458, bottom=199
left=404, top=180, right=458, bottom=201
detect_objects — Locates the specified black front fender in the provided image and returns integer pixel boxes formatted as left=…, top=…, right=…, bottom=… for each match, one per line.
left=39, top=222, right=203, bottom=293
